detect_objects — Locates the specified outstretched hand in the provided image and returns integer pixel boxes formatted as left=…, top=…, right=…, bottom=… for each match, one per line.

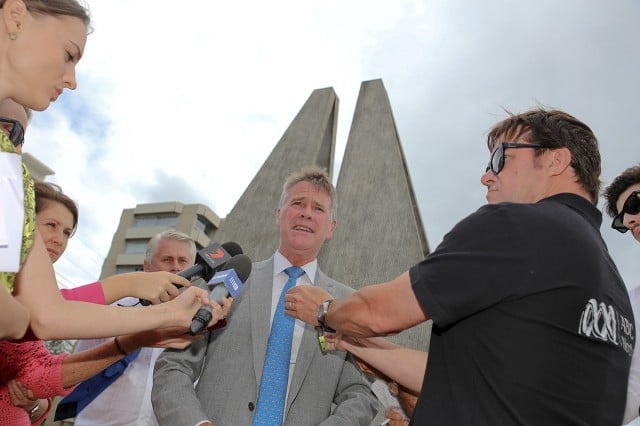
left=353, top=355, right=419, bottom=420
left=165, top=287, right=234, bottom=332
left=130, top=271, right=192, bottom=304
left=323, top=332, right=366, bottom=352
left=122, top=296, right=233, bottom=350
left=100, top=271, right=193, bottom=306
left=284, top=285, right=332, bottom=326
left=164, top=286, right=214, bottom=328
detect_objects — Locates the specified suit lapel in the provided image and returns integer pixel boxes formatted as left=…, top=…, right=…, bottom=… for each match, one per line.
left=250, top=258, right=275, bottom=386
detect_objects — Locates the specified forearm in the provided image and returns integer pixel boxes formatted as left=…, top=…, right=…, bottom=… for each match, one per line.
left=99, top=273, right=137, bottom=305
left=21, top=296, right=179, bottom=340
left=60, top=337, right=128, bottom=388
left=0, top=289, right=29, bottom=340
left=13, top=235, right=200, bottom=339
left=325, top=272, right=427, bottom=337
left=344, top=337, right=427, bottom=393
left=324, top=288, right=384, bottom=337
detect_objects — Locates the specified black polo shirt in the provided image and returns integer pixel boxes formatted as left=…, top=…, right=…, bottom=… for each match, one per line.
left=410, top=193, right=633, bottom=425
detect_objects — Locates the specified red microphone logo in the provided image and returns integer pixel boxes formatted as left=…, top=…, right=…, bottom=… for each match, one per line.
left=208, top=248, right=226, bottom=259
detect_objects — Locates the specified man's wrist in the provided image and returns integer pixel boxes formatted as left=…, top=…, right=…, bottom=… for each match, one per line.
left=317, top=299, right=336, bottom=332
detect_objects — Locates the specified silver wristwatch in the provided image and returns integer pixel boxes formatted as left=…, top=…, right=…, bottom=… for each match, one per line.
left=316, top=299, right=336, bottom=332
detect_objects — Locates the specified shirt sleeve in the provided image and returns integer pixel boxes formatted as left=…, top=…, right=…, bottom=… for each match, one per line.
left=410, top=204, right=530, bottom=327
left=8, top=341, right=73, bottom=399
left=60, top=281, right=106, bottom=304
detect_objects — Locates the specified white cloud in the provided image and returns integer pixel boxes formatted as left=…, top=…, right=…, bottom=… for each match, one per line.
left=23, top=0, right=640, bottom=289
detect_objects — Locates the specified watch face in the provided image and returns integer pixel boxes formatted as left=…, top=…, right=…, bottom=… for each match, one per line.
left=318, top=302, right=325, bottom=316
left=317, top=301, right=328, bottom=323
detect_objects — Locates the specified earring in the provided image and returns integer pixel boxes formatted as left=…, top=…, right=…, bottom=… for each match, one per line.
left=9, top=22, right=21, bottom=41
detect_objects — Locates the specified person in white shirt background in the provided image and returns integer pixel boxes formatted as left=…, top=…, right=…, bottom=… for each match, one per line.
left=72, top=230, right=199, bottom=426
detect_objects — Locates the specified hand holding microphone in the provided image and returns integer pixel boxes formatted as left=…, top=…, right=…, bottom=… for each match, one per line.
left=189, top=253, right=252, bottom=335
left=139, top=241, right=243, bottom=306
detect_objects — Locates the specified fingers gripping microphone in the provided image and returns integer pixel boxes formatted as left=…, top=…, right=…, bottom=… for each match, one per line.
left=139, top=241, right=243, bottom=306
left=189, top=253, right=252, bottom=335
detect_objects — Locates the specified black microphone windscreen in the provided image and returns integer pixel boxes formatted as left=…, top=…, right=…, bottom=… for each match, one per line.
left=221, top=254, right=252, bottom=282
left=221, top=241, right=243, bottom=257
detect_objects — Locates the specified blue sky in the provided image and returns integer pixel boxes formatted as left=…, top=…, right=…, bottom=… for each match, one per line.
left=24, top=0, right=640, bottom=293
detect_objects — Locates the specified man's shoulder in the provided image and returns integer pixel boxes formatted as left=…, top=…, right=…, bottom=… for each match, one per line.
left=472, top=193, right=595, bottom=223
left=251, top=258, right=272, bottom=269
left=315, top=268, right=354, bottom=295
left=248, top=258, right=273, bottom=276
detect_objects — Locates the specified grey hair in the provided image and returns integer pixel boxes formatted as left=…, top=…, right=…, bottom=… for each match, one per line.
left=145, top=230, right=196, bottom=264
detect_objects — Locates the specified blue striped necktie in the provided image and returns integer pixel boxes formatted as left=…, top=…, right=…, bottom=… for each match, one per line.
left=252, top=266, right=305, bottom=426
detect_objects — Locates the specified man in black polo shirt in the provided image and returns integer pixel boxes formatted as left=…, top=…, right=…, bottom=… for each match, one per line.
left=287, top=108, right=634, bottom=425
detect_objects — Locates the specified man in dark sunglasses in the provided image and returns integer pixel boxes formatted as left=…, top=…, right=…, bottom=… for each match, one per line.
left=604, top=164, right=640, bottom=424
left=287, top=107, right=633, bottom=425
left=604, top=165, right=640, bottom=237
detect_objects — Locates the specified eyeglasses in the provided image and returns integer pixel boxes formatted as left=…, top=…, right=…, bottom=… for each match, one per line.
left=486, top=142, right=545, bottom=175
left=611, top=190, right=640, bottom=233
left=0, top=116, right=25, bottom=148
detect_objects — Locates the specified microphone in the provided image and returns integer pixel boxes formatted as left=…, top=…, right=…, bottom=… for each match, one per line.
left=177, top=241, right=242, bottom=281
left=189, top=253, right=252, bottom=335
left=139, top=241, right=243, bottom=306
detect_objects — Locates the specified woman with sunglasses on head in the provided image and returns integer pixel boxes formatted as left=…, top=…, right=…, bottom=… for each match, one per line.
left=604, top=164, right=640, bottom=425
left=0, top=0, right=216, bottom=342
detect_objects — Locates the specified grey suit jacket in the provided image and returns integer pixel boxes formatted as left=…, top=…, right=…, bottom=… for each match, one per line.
left=152, top=257, right=379, bottom=426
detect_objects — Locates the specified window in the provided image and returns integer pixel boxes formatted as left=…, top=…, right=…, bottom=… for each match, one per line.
left=194, top=215, right=214, bottom=235
left=124, top=239, right=148, bottom=254
left=133, top=214, right=178, bottom=228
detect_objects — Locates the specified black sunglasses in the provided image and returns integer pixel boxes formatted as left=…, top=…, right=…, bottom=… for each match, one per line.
left=611, top=190, right=640, bottom=233
left=0, top=116, right=25, bottom=148
left=486, top=142, right=545, bottom=175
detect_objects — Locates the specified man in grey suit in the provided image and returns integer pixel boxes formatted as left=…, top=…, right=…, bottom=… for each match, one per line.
left=151, top=165, right=378, bottom=425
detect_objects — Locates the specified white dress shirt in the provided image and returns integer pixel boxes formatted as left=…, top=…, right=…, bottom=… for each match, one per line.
left=73, top=297, right=163, bottom=426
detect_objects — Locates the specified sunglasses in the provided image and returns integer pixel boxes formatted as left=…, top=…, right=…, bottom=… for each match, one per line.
left=611, top=190, right=640, bottom=233
left=0, top=116, right=25, bottom=148
left=486, top=142, right=545, bottom=175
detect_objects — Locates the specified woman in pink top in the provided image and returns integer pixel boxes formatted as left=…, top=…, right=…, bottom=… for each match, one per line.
left=0, top=112, right=230, bottom=424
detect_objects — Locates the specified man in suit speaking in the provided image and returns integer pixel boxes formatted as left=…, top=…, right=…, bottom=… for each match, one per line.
left=151, top=165, right=378, bottom=425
